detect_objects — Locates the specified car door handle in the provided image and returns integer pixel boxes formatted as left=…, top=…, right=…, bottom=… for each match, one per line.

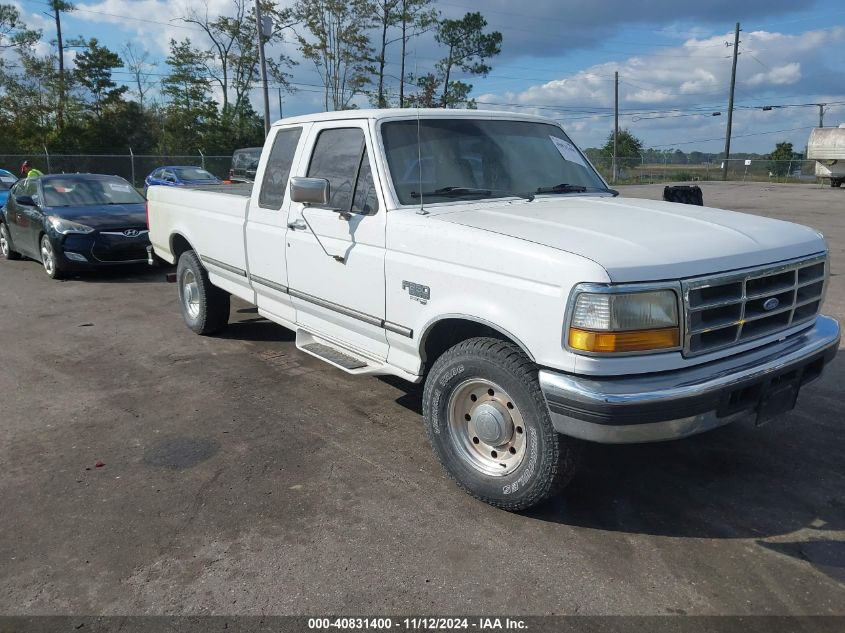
left=287, top=219, right=307, bottom=230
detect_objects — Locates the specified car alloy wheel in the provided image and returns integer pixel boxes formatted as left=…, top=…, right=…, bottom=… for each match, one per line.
left=41, top=236, right=56, bottom=277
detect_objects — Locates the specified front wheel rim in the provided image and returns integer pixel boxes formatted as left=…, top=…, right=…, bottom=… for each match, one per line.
left=182, top=269, right=201, bottom=319
left=41, top=238, right=55, bottom=275
left=447, top=378, right=527, bottom=476
left=0, top=226, right=8, bottom=256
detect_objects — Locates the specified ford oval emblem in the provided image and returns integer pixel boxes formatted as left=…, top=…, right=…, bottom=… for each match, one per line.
left=763, top=297, right=780, bottom=311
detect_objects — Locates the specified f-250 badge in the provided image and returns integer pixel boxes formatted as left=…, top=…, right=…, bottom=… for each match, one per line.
left=402, top=281, right=431, bottom=304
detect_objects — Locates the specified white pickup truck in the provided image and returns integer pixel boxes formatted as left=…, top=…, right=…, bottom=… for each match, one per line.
left=147, top=109, right=840, bottom=511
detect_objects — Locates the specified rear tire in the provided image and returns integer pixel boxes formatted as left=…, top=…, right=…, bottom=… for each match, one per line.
left=832, top=179, right=842, bottom=188
left=0, top=223, right=21, bottom=260
left=176, top=250, right=230, bottom=335
left=422, top=337, right=579, bottom=511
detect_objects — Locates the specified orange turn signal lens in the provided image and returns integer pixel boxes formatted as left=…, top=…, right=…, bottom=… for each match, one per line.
left=568, top=327, right=680, bottom=353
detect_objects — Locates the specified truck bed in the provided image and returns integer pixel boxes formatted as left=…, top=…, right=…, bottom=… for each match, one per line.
left=146, top=184, right=252, bottom=280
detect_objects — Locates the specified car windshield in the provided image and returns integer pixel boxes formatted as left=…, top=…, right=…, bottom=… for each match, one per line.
left=41, top=176, right=144, bottom=207
left=381, top=119, right=609, bottom=205
left=173, top=167, right=216, bottom=180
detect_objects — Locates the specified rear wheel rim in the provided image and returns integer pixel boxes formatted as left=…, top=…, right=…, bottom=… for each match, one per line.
left=0, top=225, right=9, bottom=256
left=182, top=269, right=201, bottom=319
left=447, top=378, right=527, bottom=476
left=41, top=237, right=55, bottom=275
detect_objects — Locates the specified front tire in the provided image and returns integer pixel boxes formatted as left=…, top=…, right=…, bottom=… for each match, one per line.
left=422, top=337, right=579, bottom=511
left=0, top=223, right=21, bottom=260
left=176, top=250, right=230, bottom=335
left=40, top=234, right=63, bottom=279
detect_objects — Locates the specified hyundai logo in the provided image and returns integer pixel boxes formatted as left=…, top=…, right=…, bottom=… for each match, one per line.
left=763, top=297, right=780, bottom=311
left=123, top=229, right=140, bottom=238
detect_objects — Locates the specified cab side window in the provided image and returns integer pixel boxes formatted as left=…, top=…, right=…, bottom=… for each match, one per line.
left=259, top=127, right=302, bottom=210
left=307, top=128, right=379, bottom=215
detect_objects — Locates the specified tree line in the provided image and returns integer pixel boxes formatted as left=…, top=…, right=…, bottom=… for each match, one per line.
left=0, top=0, right=503, bottom=157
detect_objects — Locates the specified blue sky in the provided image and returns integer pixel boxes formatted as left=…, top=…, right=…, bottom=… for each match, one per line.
left=13, top=0, right=845, bottom=153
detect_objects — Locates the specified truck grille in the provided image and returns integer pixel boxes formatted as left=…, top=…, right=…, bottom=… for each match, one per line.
left=682, top=254, right=827, bottom=356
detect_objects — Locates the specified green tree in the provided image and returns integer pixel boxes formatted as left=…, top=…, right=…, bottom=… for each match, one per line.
left=433, top=12, right=501, bottom=108
left=294, top=0, right=376, bottom=111
left=601, top=129, right=643, bottom=168
left=768, top=141, right=795, bottom=177
left=74, top=38, right=127, bottom=118
left=0, top=4, right=41, bottom=52
left=159, top=38, right=219, bottom=152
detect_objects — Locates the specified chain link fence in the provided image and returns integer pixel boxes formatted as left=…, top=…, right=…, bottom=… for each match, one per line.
left=590, top=156, right=821, bottom=185
left=0, top=151, right=827, bottom=189
left=0, top=152, right=233, bottom=188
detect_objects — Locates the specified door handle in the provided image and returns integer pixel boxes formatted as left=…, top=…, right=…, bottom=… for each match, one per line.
left=287, top=219, right=307, bottom=230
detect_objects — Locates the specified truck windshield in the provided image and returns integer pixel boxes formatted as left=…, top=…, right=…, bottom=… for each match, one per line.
left=381, top=119, right=609, bottom=205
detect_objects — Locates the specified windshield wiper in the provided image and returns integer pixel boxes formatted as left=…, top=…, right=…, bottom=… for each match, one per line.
left=535, top=183, right=619, bottom=196
left=410, top=186, right=534, bottom=202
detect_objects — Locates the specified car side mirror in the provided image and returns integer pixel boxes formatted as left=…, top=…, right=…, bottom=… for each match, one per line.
left=290, top=177, right=330, bottom=206
left=15, top=195, right=36, bottom=206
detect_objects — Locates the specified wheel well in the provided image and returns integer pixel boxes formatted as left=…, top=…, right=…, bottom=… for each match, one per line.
left=170, top=233, right=193, bottom=261
left=420, top=318, right=533, bottom=372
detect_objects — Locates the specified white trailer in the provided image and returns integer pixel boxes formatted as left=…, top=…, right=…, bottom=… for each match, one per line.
left=807, top=124, right=845, bottom=187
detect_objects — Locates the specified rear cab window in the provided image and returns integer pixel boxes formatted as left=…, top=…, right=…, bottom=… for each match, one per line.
left=259, top=127, right=303, bottom=210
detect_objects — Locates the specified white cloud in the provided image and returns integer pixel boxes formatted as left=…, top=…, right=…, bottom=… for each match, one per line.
left=475, top=27, right=845, bottom=151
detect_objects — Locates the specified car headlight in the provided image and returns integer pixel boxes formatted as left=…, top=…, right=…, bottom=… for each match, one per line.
left=568, top=288, right=680, bottom=353
left=47, top=216, right=95, bottom=235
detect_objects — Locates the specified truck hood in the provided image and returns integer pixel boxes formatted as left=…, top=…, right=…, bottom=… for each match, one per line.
left=432, top=196, right=826, bottom=282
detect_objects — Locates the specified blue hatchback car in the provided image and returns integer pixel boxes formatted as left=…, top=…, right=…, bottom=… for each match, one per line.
left=0, top=169, right=17, bottom=208
left=144, top=166, right=221, bottom=193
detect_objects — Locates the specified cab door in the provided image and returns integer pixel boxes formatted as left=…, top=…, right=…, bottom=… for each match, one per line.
left=246, top=125, right=307, bottom=325
left=286, top=122, right=388, bottom=359
left=7, top=178, right=40, bottom=257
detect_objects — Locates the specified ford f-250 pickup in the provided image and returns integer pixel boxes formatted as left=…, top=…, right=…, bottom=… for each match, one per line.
left=147, top=109, right=840, bottom=511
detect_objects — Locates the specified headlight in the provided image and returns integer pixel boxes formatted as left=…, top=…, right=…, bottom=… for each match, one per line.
left=47, top=216, right=95, bottom=235
left=568, top=288, right=680, bottom=353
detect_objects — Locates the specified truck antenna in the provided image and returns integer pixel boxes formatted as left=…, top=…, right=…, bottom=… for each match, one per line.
left=413, top=47, right=428, bottom=216
left=416, top=108, right=427, bottom=215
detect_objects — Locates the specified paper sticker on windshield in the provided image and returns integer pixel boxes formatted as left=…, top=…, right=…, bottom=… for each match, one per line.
left=549, top=136, right=586, bottom=167
left=109, top=183, right=132, bottom=192
left=0, top=176, right=16, bottom=184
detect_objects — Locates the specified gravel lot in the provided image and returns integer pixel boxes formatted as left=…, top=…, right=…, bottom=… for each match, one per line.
left=0, top=181, right=843, bottom=616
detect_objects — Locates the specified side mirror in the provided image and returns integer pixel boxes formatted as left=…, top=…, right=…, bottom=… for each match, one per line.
left=15, top=195, right=36, bottom=206
left=290, top=177, right=330, bottom=206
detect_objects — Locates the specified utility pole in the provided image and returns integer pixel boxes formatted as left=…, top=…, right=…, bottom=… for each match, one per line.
left=817, top=103, right=827, bottom=128
left=722, top=22, right=740, bottom=181
left=278, top=86, right=284, bottom=120
left=50, top=1, right=69, bottom=131
left=613, top=71, right=619, bottom=184
left=255, top=0, right=271, bottom=136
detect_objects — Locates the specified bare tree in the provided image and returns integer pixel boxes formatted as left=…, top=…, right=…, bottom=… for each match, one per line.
left=121, top=42, right=156, bottom=109
left=397, top=0, right=437, bottom=107
left=181, top=0, right=245, bottom=112
left=294, top=0, right=376, bottom=111
left=370, top=0, right=437, bottom=107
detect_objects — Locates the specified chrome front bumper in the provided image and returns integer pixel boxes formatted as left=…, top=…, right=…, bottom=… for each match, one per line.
left=539, top=315, right=840, bottom=444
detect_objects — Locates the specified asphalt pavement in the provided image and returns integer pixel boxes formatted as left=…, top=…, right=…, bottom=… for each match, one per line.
left=0, top=181, right=842, bottom=616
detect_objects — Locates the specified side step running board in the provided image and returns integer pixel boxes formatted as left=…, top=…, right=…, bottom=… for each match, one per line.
left=300, top=342, right=367, bottom=370
left=295, top=330, right=386, bottom=376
